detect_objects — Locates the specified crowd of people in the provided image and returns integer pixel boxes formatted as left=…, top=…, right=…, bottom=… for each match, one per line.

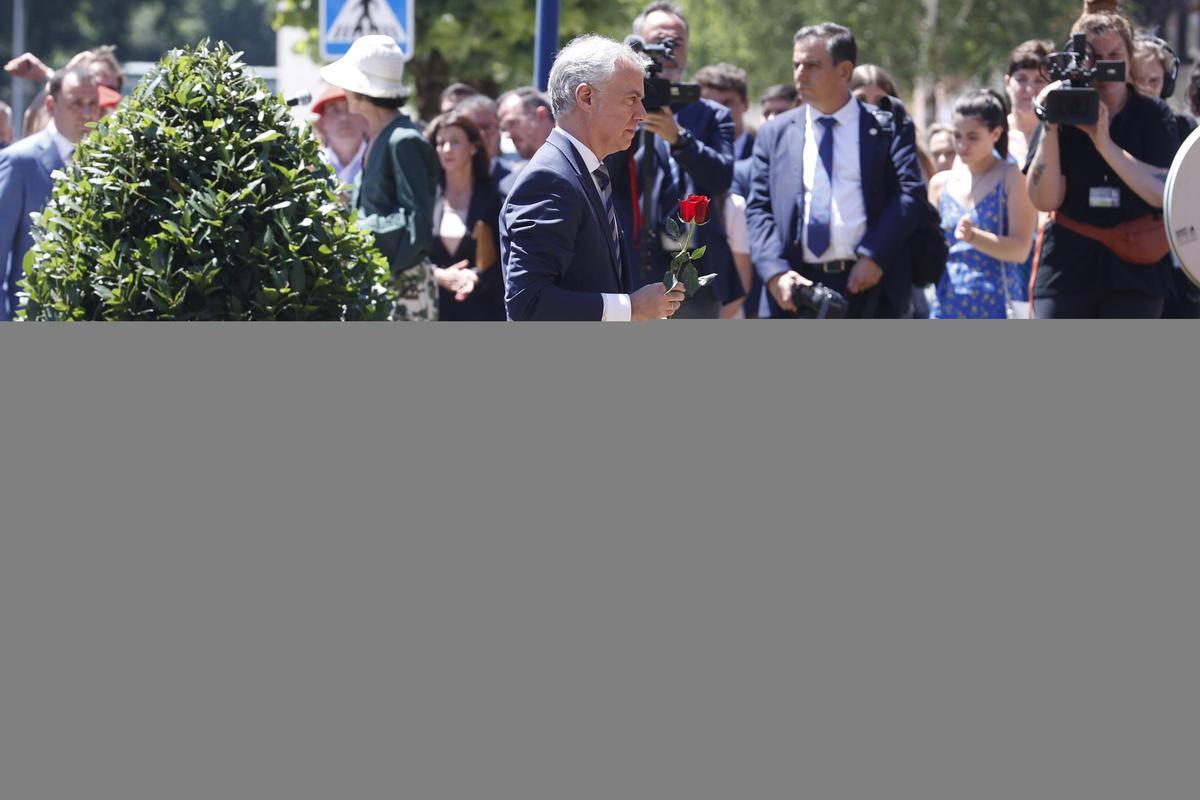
left=4, top=0, right=1200, bottom=319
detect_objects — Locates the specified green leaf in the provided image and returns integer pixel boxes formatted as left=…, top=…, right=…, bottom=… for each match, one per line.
left=250, top=130, right=283, bottom=145
left=681, top=263, right=700, bottom=297
left=290, top=263, right=306, bottom=294
left=663, top=271, right=678, bottom=292
left=689, top=245, right=707, bottom=261
left=665, top=216, right=683, bottom=239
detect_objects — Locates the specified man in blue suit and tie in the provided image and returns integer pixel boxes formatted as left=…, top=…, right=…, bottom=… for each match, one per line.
left=746, top=23, right=925, bottom=318
left=501, top=34, right=686, bottom=321
left=0, top=67, right=99, bottom=320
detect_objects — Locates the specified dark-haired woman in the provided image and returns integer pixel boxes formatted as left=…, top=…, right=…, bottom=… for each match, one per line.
left=928, top=91, right=1036, bottom=318
left=1004, top=40, right=1052, bottom=167
left=321, top=35, right=439, bottom=319
left=425, top=112, right=506, bottom=321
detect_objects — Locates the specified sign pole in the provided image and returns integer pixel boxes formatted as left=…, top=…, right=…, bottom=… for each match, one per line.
left=533, top=0, right=559, bottom=91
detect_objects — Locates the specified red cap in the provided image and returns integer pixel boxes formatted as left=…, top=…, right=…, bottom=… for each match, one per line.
left=98, top=85, right=122, bottom=110
left=311, top=85, right=347, bottom=116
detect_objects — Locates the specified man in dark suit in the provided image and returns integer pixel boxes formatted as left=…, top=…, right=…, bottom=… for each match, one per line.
left=501, top=35, right=686, bottom=321
left=0, top=67, right=98, bottom=320
left=696, top=63, right=754, bottom=161
left=746, top=23, right=924, bottom=318
left=605, top=1, right=743, bottom=318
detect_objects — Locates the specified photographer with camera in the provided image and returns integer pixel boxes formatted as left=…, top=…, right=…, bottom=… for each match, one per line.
left=1026, top=12, right=1179, bottom=317
left=603, top=1, right=743, bottom=318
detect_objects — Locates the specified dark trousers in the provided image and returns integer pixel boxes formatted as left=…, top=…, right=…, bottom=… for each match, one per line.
left=1161, top=269, right=1200, bottom=319
left=1034, top=290, right=1165, bottom=319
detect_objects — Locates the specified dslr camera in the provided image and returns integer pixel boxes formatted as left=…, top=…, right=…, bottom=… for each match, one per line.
left=791, top=282, right=849, bottom=319
left=625, top=35, right=701, bottom=112
left=1037, top=33, right=1126, bottom=126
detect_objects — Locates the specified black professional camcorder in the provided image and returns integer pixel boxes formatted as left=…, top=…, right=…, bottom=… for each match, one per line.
left=1037, top=33, right=1126, bottom=126
left=625, top=35, right=701, bottom=112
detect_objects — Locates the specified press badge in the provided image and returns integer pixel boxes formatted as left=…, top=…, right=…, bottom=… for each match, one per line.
left=1090, top=187, right=1121, bottom=208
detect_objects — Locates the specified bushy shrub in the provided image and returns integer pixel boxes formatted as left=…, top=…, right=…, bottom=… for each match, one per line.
left=21, top=41, right=391, bottom=320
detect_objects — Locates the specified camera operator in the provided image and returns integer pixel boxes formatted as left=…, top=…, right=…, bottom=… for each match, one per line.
left=603, top=1, right=743, bottom=318
left=1027, top=12, right=1179, bottom=317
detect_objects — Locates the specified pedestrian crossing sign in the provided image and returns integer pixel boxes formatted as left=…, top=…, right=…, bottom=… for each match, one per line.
left=320, top=0, right=414, bottom=60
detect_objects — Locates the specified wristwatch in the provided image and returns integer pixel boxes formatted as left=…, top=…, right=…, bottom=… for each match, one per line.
left=670, top=128, right=695, bottom=152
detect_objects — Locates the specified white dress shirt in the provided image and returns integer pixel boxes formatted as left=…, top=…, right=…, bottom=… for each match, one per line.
left=322, top=140, right=366, bottom=188
left=555, top=127, right=632, bottom=322
left=46, top=121, right=76, bottom=164
left=801, top=98, right=867, bottom=264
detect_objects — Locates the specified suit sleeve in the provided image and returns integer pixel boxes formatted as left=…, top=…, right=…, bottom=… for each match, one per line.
left=0, top=151, right=26, bottom=321
left=673, top=103, right=734, bottom=196
left=857, top=112, right=923, bottom=271
left=745, top=122, right=793, bottom=284
left=501, top=172, right=604, bottom=321
left=356, top=130, right=437, bottom=274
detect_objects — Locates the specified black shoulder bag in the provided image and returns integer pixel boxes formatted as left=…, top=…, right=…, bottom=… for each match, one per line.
left=872, top=97, right=948, bottom=289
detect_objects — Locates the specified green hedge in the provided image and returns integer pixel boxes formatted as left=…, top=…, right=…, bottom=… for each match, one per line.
left=21, top=41, right=392, bottom=320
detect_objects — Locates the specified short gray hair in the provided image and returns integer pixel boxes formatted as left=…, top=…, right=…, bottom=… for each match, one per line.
left=548, top=34, right=647, bottom=119
left=633, top=1, right=689, bottom=36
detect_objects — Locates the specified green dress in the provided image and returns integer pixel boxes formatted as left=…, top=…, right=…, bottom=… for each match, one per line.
left=353, top=113, right=439, bottom=320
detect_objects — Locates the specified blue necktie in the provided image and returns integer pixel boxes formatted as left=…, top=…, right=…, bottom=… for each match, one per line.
left=594, top=164, right=621, bottom=258
left=808, top=116, right=837, bottom=258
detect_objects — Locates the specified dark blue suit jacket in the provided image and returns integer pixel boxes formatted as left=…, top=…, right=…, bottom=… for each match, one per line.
left=501, top=129, right=633, bottom=321
left=0, top=130, right=62, bottom=320
left=745, top=100, right=924, bottom=316
left=603, top=99, right=742, bottom=306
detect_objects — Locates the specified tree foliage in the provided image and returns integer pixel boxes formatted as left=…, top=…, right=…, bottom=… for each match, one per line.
left=272, top=0, right=1164, bottom=120
left=275, top=0, right=643, bottom=118
left=21, top=41, right=391, bottom=320
left=688, top=0, right=1089, bottom=104
left=0, top=0, right=276, bottom=70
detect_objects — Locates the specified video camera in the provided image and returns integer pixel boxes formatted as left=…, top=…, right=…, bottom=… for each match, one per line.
left=625, top=35, right=701, bottom=112
left=1037, top=33, right=1126, bottom=126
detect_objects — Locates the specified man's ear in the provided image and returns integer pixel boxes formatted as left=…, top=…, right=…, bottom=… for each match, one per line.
left=44, top=93, right=56, bottom=115
left=837, top=60, right=855, bottom=85
left=575, top=83, right=594, bottom=112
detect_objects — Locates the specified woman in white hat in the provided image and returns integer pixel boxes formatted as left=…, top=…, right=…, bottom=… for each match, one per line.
left=321, top=35, right=439, bottom=319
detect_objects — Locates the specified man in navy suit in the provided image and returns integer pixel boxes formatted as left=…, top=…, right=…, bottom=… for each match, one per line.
left=746, top=23, right=924, bottom=318
left=604, top=1, right=743, bottom=318
left=501, top=34, right=686, bottom=321
left=0, top=67, right=99, bottom=320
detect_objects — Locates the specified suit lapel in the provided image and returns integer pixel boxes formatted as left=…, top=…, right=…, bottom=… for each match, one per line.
left=547, top=130, right=624, bottom=289
left=36, top=131, right=65, bottom=178
left=857, top=102, right=883, bottom=216
left=789, top=111, right=807, bottom=247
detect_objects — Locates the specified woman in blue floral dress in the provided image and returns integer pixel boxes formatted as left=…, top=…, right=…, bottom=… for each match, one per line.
left=928, top=91, right=1037, bottom=318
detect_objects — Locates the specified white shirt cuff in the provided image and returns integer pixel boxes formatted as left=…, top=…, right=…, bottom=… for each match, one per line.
left=600, top=293, right=632, bottom=321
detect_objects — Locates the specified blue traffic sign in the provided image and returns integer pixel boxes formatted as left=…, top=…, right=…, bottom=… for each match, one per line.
left=320, top=0, right=414, bottom=61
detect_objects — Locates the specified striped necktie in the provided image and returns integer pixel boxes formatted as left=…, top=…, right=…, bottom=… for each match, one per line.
left=593, top=164, right=621, bottom=258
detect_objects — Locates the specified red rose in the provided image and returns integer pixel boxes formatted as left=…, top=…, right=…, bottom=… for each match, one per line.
left=679, top=194, right=710, bottom=225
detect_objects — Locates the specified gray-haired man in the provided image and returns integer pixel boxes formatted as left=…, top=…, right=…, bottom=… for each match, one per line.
left=500, top=35, right=686, bottom=321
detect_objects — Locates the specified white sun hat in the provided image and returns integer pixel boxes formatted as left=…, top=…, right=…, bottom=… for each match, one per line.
left=319, top=35, right=410, bottom=99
